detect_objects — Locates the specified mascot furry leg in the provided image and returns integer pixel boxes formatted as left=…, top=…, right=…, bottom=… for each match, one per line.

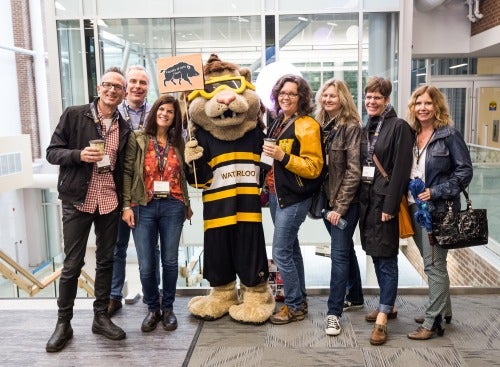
left=229, top=282, right=275, bottom=325
left=188, top=280, right=238, bottom=320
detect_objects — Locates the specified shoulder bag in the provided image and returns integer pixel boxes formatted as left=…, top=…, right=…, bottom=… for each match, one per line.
left=372, top=154, right=414, bottom=239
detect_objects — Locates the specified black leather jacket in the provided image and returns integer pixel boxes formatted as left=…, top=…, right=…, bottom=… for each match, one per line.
left=424, top=126, right=473, bottom=213
left=46, top=99, right=130, bottom=206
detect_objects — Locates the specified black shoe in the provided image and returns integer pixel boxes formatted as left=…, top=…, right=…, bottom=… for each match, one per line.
left=432, top=315, right=445, bottom=336
left=46, top=319, right=73, bottom=353
left=444, top=315, right=452, bottom=324
left=107, top=299, right=123, bottom=317
left=141, top=311, right=162, bottom=332
left=92, top=312, right=126, bottom=340
left=162, top=309, right=178, bottom=331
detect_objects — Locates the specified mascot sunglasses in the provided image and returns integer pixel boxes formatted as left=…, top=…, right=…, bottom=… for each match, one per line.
left=187, top=75, right=255, bottom=102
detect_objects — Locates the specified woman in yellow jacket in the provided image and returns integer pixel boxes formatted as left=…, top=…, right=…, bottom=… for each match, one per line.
left=262, top=74, right=324, bottom=325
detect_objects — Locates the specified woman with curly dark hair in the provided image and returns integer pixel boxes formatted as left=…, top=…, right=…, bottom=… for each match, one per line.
left=262, top=74, right=324, bottom=325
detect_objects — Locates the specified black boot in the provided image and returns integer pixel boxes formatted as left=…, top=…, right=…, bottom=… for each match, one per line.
left=46, top=318, right=73, bottom=352
left=92, top=312, right=126, bottom=340
left=431, top=315, right=445, bottom=336
left=162, top=309, right=178, bottom=331
left=141, top=311, right=162, bottom=332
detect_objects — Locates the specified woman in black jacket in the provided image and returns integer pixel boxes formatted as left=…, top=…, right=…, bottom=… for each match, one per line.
left=406, top=85, right=472, bottom=340
left=358, top=77, right=413, bottom=345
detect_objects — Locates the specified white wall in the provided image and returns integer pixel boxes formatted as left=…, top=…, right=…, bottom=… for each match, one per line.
left=412, top=1, right=471, bottom=57
left=0, top=1, right=22, bottom=136
left=0, top=190, right=29, bottom=268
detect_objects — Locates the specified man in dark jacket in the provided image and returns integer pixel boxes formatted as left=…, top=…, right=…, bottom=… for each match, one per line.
left=45, top=67, right=131, bottom=353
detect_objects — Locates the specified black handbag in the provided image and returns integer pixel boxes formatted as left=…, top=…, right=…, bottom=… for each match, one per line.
left=308, top=188, right=327, bottom=219
left=431, top=184, right=488, bottom=249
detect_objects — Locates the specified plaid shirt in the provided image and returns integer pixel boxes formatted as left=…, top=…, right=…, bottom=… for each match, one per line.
left=76, top=108, right=120, bottom=214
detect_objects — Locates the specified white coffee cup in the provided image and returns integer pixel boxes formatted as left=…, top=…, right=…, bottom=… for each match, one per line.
left=261, top=138, right=276, bottom=167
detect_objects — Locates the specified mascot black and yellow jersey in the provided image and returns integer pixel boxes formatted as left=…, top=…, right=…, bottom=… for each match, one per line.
left=187, top=126, right=265, bottom=231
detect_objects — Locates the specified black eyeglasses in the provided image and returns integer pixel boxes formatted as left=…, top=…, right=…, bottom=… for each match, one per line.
left=278, top=91, right=299, bottom=98
left=101, top=82, right=125, bottom=91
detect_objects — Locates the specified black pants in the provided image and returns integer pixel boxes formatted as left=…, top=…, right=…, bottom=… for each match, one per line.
left=57, top=202, right=119, bottom=321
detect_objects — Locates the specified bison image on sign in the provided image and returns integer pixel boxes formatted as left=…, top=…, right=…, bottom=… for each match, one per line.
left=160, top=62, right=200, bottom=86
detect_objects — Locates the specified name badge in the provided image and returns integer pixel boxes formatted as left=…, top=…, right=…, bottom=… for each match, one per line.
left=362, top=165, right=375, bottom=184
left=153, top=180, right=170, bottom=198
left=97, top=155, right=111, bottom=174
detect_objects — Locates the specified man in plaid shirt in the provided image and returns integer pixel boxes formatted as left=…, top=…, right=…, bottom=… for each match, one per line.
left=45, top=67, right=131, bottom=353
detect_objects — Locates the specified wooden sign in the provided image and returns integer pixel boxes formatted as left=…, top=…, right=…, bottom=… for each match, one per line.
left=157, top=53, right=204, bottom=94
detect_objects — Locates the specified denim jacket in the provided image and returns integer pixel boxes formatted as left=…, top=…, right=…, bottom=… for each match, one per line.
left=424, top=126, right=473, bottom=213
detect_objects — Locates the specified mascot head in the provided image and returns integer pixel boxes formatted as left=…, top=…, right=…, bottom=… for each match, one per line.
left=187, top=54, right=261, bottom=141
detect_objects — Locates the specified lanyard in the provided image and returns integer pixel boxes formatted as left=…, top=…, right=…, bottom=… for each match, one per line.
left=122, top=101, right=147, bottom=130
left=323, top=117, right=340, bottom=148
left=414, top=130, right=435, bottom=165
left=365, top=118, right=384, bottom=164
left=90, top=101, right=115, bottom=140
left=152, top=136, right=170, bottom=179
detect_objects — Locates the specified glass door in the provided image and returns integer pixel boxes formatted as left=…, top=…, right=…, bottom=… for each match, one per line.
left=429, top=77, right=500, bottom=145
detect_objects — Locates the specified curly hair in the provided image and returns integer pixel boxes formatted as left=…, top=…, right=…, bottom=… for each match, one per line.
left=407, top=85, right=452, bottom=133
left=144, top=94, right=184, bottom=149
left=270, top=74, right=314, bottom=117
left=315, top=78, right=360, bottom=127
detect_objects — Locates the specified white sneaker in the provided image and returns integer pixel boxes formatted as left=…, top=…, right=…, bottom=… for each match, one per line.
left=325, top=315, right=341, bottom=336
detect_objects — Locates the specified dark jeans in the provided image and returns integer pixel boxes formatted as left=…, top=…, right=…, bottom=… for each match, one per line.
left=371, top=255, right=398, bottom=314
left=132, top=197, right=184, bottom=311
left=110, top=218, right=161, bottom=301
left=324, top=203, right=364, bottom=316
left=58, top=202, right=119, bottom=321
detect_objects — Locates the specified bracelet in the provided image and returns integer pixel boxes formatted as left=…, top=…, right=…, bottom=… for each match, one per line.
left=122, top=206, right=131, bottom=211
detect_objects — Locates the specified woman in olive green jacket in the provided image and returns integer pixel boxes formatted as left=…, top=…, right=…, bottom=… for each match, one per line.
left=121, top=94, right=192, bottom=333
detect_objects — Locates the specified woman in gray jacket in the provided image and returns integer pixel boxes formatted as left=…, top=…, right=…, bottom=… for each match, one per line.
left=315, top=79, right=363, bottom=337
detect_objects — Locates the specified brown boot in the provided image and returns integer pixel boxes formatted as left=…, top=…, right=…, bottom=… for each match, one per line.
left=370, top=324, right=387, bottom=345
left=407, top=326, right=435, bottom=340
left=414, top=315, right=425, bottom=324
left=107, top=299, right=123, bottom=317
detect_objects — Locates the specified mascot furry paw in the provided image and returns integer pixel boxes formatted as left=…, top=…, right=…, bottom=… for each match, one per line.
left=185, top=54, right=274, bottom=324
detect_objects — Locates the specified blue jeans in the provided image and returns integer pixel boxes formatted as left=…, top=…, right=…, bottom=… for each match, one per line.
left=132, top=197, right=185, bottom=312
left=371, top=255, right=398, bottom=314
left=269, top=193, right=310, bottom=311
left=110, top=218, right=161, bottom=301
left=324, top=203, right=364, bottom=316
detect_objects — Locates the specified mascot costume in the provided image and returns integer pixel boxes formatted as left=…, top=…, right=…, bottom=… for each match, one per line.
left=184, top=54, right=275, bottom=324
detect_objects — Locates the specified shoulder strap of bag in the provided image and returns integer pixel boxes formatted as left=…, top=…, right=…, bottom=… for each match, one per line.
left=276, top=115, right=299, bottom=139
left=459, top=182, right=472, bottom=209
left=372, top=154, right=389, bottom=182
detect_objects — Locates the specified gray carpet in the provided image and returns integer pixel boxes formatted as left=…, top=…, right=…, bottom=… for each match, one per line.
left=0, top=295, right=499, bottom=366
left=185, top=295, right=500, bottom=367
